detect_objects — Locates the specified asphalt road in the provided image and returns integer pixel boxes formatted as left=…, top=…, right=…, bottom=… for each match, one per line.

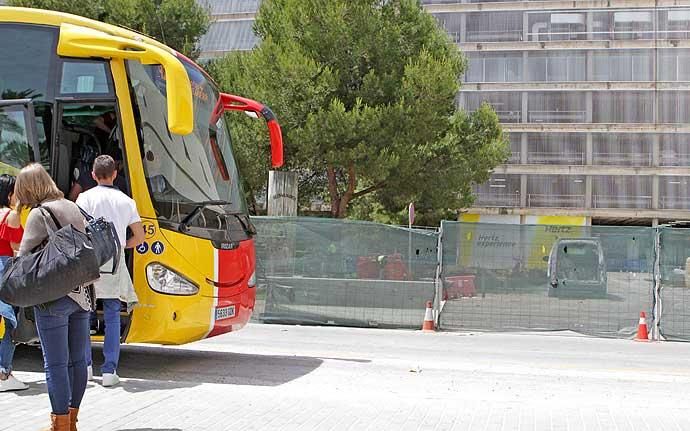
left=5, top=323, right=690, bottom=430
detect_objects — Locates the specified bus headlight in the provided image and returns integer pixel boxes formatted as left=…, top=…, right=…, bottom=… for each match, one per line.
left=146, top=263, right=199, bottom=296
left=248, top=270, right=257, bottom=288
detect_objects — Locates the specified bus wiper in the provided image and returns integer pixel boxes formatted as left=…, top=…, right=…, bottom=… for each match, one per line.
left=178, top=200, right=232, bottom=232
left=226, top=212, right=257, bottom=237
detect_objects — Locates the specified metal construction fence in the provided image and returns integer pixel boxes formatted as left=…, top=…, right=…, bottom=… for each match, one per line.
left=252, top=217, right=438, bottom=328
left=252, top=217, right=690, bottom=340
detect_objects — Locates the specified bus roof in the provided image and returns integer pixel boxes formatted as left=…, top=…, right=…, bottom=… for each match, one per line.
left=0, top=7, right=176, bottom=56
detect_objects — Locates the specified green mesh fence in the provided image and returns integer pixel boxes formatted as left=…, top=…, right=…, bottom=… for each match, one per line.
left=439, top=222, right=655, bottom=338
left=251, top=217, right=690, bottom=340
left=252, top=217, right=439, bottom=328
left=658, top=228, right=690, bottom=341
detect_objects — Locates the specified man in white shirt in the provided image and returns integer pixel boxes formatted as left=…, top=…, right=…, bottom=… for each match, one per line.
left=76, top=155, right=145, bottom=387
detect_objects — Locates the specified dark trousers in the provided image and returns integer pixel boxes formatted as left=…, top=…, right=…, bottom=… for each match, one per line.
left=34, top=296, right=90, bottom=415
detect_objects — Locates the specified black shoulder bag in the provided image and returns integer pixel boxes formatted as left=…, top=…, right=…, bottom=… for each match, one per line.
left=0, top=206, right=101, bottom=307
left=77, top=205, right=122, bottom=275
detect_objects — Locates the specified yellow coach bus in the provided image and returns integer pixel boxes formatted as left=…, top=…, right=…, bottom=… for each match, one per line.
left=0, top=7, right=284, bottom=344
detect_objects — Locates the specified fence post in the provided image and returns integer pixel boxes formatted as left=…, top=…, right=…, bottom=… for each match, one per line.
left=434, top=222, right=444, bottom=328
left=653, top=226, right=662, bottom=341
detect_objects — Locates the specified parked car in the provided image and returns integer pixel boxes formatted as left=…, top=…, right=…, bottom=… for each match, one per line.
left=547, top=238, right=607, bottom=298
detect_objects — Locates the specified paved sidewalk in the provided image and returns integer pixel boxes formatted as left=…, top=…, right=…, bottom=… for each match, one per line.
left=3, top=324, right=690, bottom=430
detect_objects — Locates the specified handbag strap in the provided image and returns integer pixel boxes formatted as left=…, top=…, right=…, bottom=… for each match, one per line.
left=76, top=204, right=95, bottom=223
left=37, top=205, right=62, bottom=236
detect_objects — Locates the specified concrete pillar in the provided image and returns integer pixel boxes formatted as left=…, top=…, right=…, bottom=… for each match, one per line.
left=586, top=91, right=593, bottom=123
left=522, top=91, right=529, bottom=123
left=523, top=51, right=529, bottom=82
left=459, top=13, right=467, bottom=43
left=652, top=218, right=659, bottom=227
left=520, top=174, right=528, bottom=207
left=652, top=175, right=660, bottom=210
left=523, top=11, right=529, bottom=42
left=586, top=12, right=594, bottom=41
left=586, top=176, right=593, bottom=209
left=652, top=134, right=660, bottom=167
left=586, top=133, right=593, bottom=165
left=456, top=92, right=465, bottom=110
left=521, top=132, right=528, bottom=164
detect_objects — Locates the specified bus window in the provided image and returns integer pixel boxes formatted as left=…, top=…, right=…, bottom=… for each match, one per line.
left=59, top=61, right=113, bottom=95
left=55, top=103, right=125, bottom=199
left=0, top=104, right=34, bottom=175
left=0, top=24, right=57, bottom=101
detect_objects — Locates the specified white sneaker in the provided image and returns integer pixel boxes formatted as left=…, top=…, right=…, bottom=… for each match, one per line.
left=0, top=374, right=29, bottom=392
left=87, top=365, right=94, bottom=381
left=102, top=372, right=120, bottom=387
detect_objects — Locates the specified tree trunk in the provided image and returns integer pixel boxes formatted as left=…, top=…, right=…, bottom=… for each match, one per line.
left=327, top=163, right=357, bottom=218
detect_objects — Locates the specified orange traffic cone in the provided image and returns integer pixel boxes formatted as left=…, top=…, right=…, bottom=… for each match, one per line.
left=635, top=311, right=649, bottom=342
left=422, top=301, right=435, bottom=332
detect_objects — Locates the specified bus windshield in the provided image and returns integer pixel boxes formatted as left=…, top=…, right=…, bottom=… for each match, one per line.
left=127, top=59, right=247, bottom=228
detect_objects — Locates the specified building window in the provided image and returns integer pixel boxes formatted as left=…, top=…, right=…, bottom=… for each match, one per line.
left=660, top=134, right=690, bottom=166
left=508, top=133, right=521, bottom=164
left=592, top=92, right=654, bottom=123
left=659, top=92, right=690, bottom=124
left=592, top=50, right=653, bottom=81
left=527, top=133, right=585, bottom=165
left=659, top=176, right=690, bottom=209
left=527, top=51, right=586, bottom=82
left=528, top=12, right=586, bottom=42
left=658, top=49, right=690, bottom=81
left=592, top=176, right=652, bottom=209
left=527, top=175, right=586, bottom=208
left=591, top=134, right=653, bottom=166
left=465, top=52, right=522, bottom=83
left=466, top=12, right=523, bottom=42
left=528, top=92, right=586, bottom=123
left=473, top=175, right=521, bottom=207
left=463, top=92, right=522, bottom=123
left=659, top=9, right=690, bottom=40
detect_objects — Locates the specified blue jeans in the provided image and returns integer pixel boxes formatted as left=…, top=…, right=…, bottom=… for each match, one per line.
left=34, top=296, right=90, bottom=415
left=85, top=299, right=121, bottom=374
left=0, top=256, right=16, bottom=375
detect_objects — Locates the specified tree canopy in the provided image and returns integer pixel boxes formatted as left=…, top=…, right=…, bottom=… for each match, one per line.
left=211, top=0, right=507, bottom=222
left=8, top=0, right=210, bottom=58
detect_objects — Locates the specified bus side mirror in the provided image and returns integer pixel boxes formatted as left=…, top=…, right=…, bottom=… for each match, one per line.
left=215, top=93, right=284, bottom=168
left=57, top=23, right=194, bottom=135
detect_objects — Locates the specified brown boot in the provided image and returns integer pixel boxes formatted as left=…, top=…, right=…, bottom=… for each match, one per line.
left=43, top=413, right=70, bottom=431
left=68, top=408, right=79, bottom=431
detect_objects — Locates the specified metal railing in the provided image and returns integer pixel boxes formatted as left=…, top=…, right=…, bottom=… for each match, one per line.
left=528, top=110, right=587, bottom=123
left=660, top=154, right=690, bottom=167
left=527, top=152, right=585, bottom=165
left=494, top=110, right=521, bottom=123
left=466, top=30, right=524, bottom=43
left=527, top=194, right=586, bottom=208
left=593, top=195, right=653, bottom=209
left=593, top=152, right=653, bottom=166
left=474, top=193, right=520, bottom=208
left=660, top=197, right=690, bottom=210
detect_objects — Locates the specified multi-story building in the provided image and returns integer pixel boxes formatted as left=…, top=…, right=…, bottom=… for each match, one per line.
left=196, top=0, right=690, bottom=226
left=428, top=0, right=690, bottom=226
left=197, top=0, right=260, bottom=61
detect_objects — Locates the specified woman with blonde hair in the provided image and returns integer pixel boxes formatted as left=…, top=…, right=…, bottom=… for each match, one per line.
left=15, top=163, right=93, bottom=431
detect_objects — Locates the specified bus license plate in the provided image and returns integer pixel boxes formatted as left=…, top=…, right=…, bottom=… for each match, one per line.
left=215, top=305, right=236, bottom=321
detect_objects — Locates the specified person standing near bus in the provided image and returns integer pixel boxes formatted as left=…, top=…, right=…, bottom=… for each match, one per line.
left=76, top=155, right=144, bottom=388
left=0, top=174, right=28, bottom=392
left=15, top=164, right=93, bottom=431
